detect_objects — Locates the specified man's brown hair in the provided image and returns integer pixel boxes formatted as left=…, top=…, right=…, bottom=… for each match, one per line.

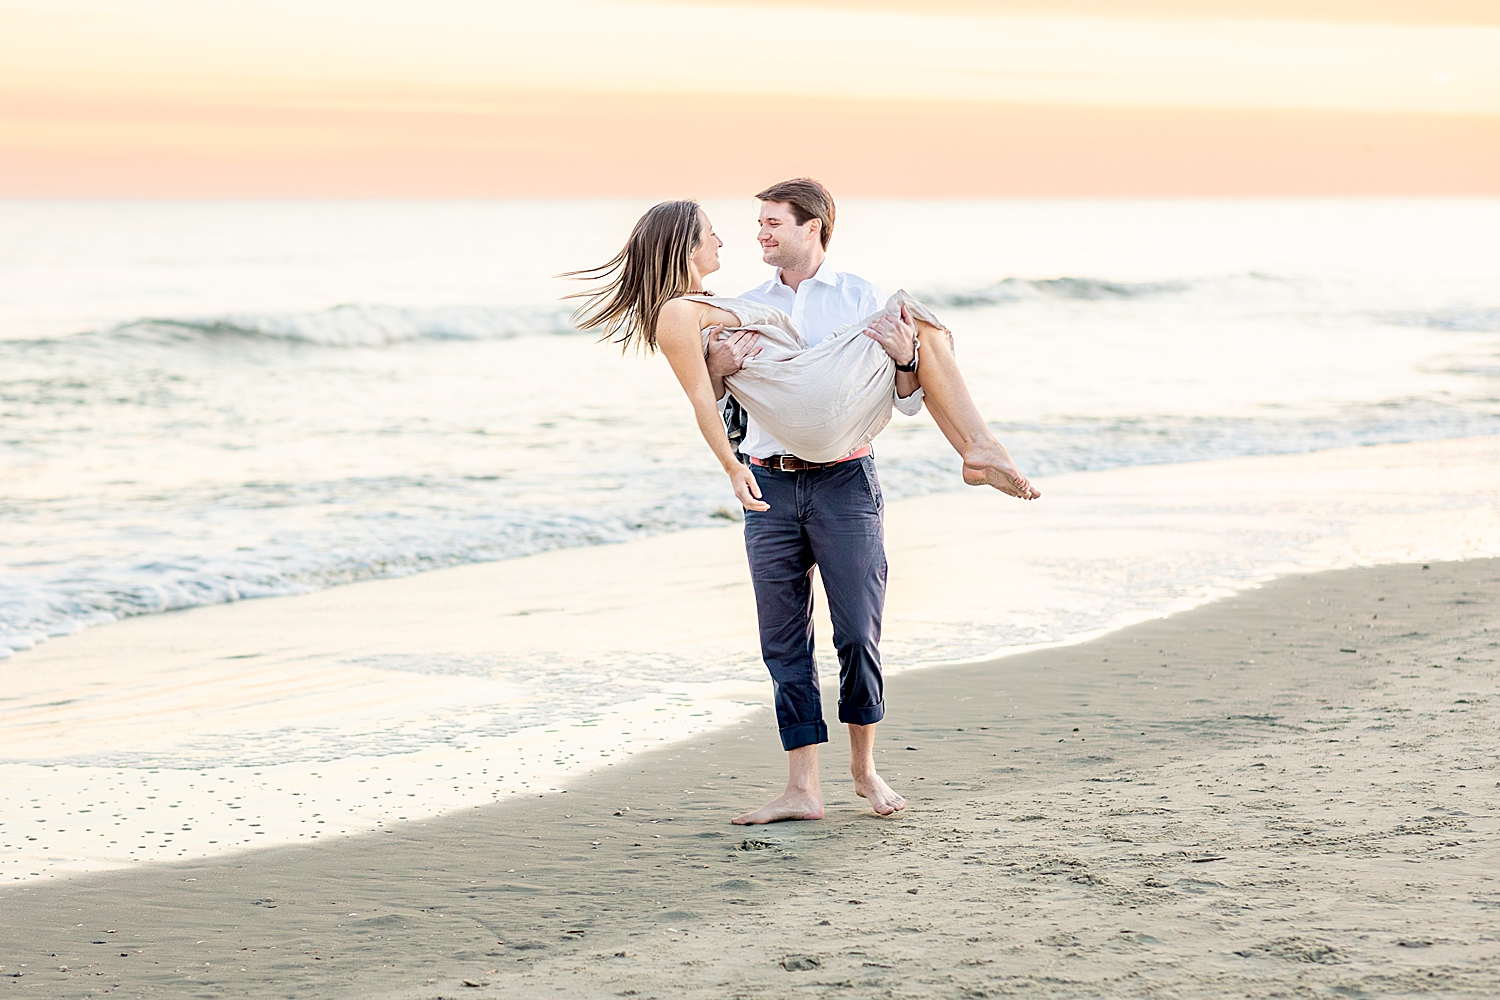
left=755, top=178, right=835, bottom=250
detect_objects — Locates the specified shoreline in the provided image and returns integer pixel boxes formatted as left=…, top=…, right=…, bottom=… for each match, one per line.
left=3, top=558, right=1497, bottom=998
left=6, top=428, right=1500, bottom=667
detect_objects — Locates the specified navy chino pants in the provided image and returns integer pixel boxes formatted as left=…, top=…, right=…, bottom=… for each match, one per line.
left=743, top=456, right=887, bottom=751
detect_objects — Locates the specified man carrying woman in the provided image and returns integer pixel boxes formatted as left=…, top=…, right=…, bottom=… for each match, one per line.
left=568, top=178, right=1037, bottom=825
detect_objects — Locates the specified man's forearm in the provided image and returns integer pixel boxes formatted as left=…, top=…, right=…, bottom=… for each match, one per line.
left=711, top=375, right=727, bottom=401
left=895, top=370, right=919, bottom=400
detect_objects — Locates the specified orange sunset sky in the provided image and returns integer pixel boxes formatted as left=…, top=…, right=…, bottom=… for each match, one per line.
left=2, top=0, right=1498, bottom=197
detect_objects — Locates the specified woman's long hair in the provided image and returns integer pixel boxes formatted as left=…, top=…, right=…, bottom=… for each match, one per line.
left=563, top=200, right=702, bottom=353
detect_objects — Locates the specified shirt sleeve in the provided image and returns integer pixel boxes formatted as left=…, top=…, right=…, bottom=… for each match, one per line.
left=893, top=386, right=925, bottom=415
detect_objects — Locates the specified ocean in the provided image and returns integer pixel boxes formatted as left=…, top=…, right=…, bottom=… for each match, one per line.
left=3, top=197, right=1496, bottom=657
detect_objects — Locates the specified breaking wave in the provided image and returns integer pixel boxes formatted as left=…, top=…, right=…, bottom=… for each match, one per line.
left=1382, top=307, right=1500, bottom=334
left=921, top=276, right=1190, bottom=308
left=109, top=303, right=582, bottom=347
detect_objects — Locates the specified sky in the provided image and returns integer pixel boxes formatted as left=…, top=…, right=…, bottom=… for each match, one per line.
left=1, top=0, right=1497, bottom=197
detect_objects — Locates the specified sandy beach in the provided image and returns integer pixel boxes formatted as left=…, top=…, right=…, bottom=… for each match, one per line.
left=2, top=556, right=1498, bottom=998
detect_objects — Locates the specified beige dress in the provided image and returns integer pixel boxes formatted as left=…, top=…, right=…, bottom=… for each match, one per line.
left=686, top=290, right=948, bottom=464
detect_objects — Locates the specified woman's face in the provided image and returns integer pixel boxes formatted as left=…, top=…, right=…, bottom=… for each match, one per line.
left=689, top=211, right=723, bottom=279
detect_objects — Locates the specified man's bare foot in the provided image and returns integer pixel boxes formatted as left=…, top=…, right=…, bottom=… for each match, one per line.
left=731, top=789, right=824, bottom=825
left=852, top=769, right=906, bottom=816
left=962, top=442, right=1040, bottom=499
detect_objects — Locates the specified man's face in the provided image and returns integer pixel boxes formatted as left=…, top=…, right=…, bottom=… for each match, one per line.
left=757, top=201, right=819, bottom=272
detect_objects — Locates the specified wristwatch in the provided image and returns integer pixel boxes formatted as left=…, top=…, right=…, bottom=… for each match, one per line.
left=893, top=338, right=919, bottom=373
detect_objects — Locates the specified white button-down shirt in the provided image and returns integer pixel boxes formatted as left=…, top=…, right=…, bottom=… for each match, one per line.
left=725, top=260, right=924, bottom=459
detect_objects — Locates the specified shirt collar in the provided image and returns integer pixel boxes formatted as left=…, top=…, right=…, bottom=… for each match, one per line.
left=776, top=258, right=838, bottom=290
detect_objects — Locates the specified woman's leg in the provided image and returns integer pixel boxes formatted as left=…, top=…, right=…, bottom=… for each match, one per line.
left=914, top=321, right=1040, bottom=499
left=922, top=385, right=967, bottom=454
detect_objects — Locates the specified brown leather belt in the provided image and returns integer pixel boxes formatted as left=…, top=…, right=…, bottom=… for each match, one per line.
left=749, top=445, right=872, bottom=473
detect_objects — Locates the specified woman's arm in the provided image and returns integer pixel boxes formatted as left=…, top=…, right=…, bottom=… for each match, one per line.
left=655, top=300, right=769, bottom=511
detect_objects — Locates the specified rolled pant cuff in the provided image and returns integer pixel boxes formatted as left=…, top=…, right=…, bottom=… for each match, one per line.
left=839, top=701, right=885, bottom=726
left=779, top=720, right=829, bottom=751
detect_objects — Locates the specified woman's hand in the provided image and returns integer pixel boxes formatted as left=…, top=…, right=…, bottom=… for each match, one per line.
left=730, top=463, right=770, bottom=512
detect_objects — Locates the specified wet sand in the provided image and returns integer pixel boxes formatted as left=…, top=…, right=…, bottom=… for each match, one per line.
left=3, top=558, right=1498, bottom=998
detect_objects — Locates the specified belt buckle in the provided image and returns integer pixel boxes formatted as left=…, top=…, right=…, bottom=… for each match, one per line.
left=774, top=455, right=797, bottom=472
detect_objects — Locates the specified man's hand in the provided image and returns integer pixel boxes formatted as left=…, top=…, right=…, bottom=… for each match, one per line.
left=705, top=325, right=762, bottom=379
left=863, top=305, right=916, bottom=367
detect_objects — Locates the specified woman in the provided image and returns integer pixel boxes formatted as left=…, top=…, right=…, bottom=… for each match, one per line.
left=568, top=200, right=1039, bottom=511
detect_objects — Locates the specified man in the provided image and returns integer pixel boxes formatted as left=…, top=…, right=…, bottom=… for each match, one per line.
left=707, top=178, right=922, bottom=825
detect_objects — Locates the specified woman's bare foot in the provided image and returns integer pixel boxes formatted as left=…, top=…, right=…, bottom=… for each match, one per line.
left=852, top=768, right=906, bottom=816
left=731, top=789, right=824, bottom=825
left=962, top=442, right=1040, bottom=499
